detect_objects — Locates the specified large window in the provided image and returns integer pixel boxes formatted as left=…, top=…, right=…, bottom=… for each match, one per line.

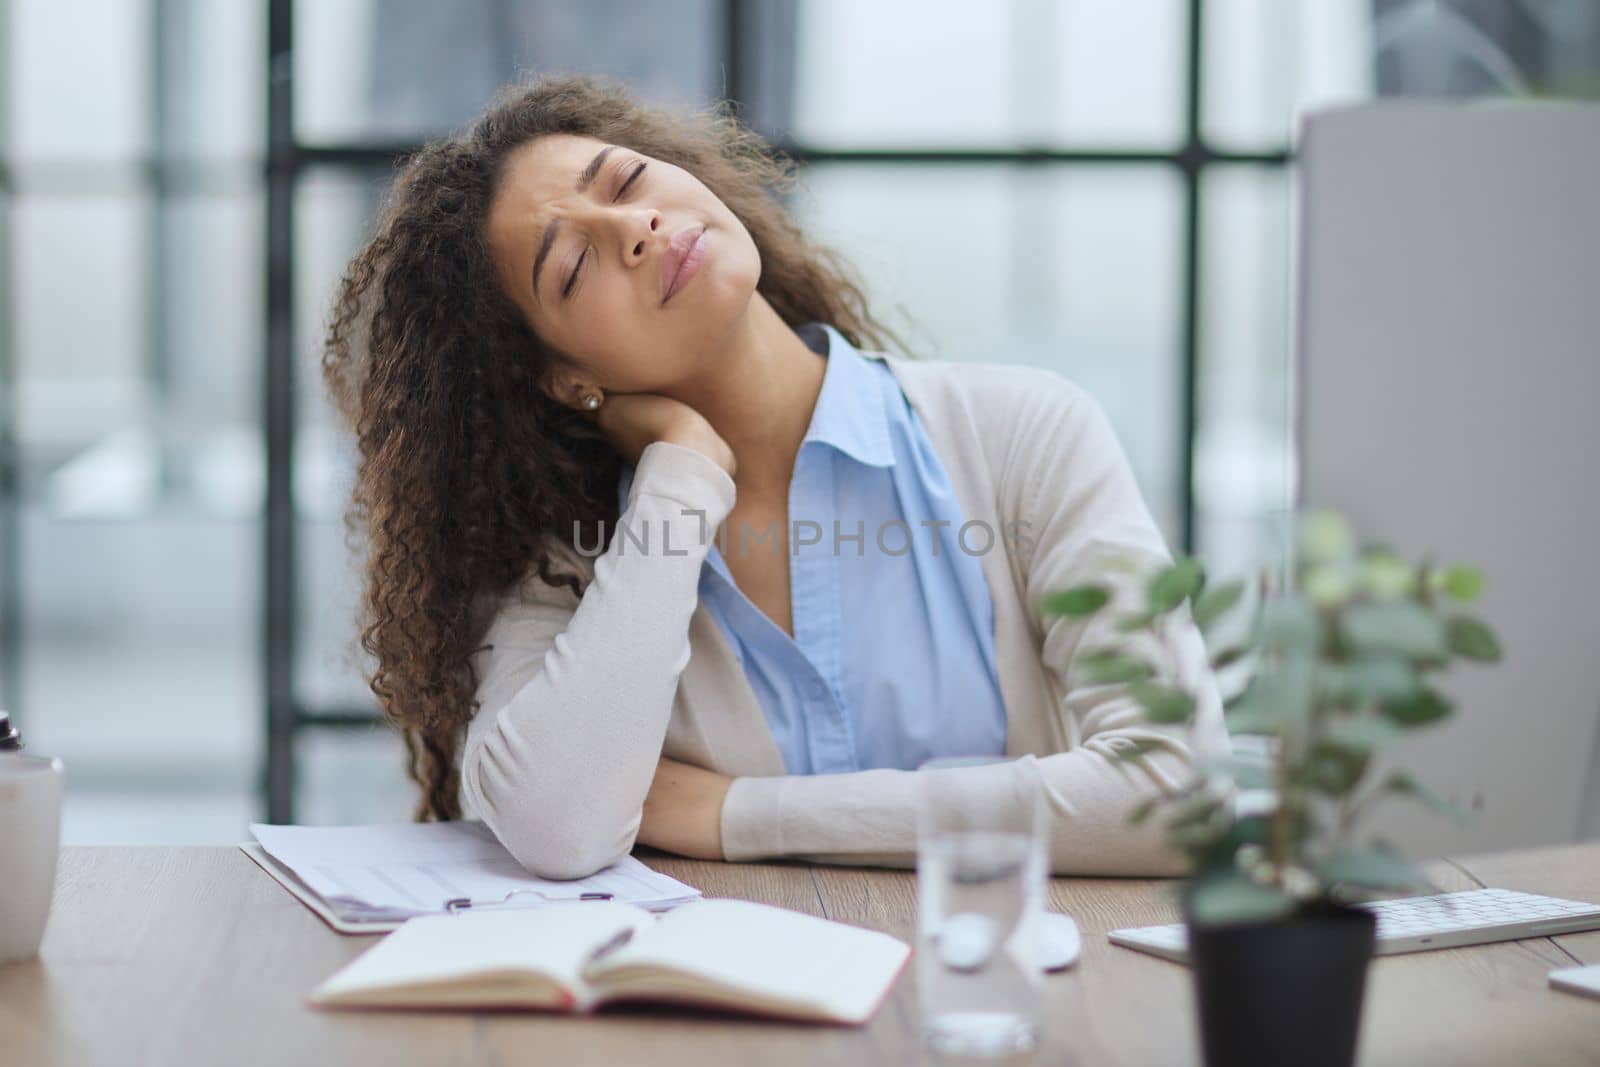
left=3, top=0, right=266, bottom=841
left=3, top=0, right=1595, bottom=839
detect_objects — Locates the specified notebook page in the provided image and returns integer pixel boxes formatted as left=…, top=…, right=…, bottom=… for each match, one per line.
left=587, top=899, right=910, bottom=1024
left=251, top=821, right=700, bottom=921
left=311, top=902, right=655, bottom=1007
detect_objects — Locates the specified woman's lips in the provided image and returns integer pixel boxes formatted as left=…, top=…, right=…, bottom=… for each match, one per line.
left=662, top=225, right=708, bottom=303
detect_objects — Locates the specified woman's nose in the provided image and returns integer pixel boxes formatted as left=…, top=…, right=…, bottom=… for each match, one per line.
left=625, top=210, right=661, bottom=263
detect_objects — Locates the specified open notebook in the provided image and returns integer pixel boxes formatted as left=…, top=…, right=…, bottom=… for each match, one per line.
left=245, top=821, right=700, bottom=934
left=310, top=898, right=910, bottom=1025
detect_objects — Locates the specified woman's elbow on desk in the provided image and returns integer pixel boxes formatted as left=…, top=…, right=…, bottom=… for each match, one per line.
left=511, top=830, right=635, bottom=882
left=460, top=746, right=640, bottom=881
left=483, top=807, right=639, bottom=881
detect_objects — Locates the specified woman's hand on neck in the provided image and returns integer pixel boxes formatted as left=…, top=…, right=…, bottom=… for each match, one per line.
left=661, top=294, right=826, bottom=498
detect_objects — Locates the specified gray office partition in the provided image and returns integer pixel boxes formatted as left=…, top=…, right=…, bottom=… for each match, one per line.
left=1297, top=102, right=1600, bottom=855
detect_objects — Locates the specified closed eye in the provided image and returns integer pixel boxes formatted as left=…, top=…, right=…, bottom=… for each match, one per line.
left=563, top=161, right=649, bottom=299
left=617, top=160, right=647, bottom=199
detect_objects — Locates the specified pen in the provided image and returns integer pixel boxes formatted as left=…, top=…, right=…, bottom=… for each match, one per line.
left=444, top=891, right=615, bottom=913
left=582, top=925, right=637, bottom=970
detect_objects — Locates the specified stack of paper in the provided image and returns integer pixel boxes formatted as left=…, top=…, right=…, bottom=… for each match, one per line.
left=245, top=821, right=701, bottom=931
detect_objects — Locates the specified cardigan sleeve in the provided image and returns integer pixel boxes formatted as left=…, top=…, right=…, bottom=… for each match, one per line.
left=719, top=374, right=1230, bottom=876
left=459, top=440, right=736, bottom=879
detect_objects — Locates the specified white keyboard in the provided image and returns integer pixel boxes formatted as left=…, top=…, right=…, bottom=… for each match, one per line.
left=1109, top=888, right=1600, bottom=964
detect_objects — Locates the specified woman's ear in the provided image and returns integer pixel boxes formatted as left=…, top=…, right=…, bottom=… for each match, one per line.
left=539, top=371, right=590, bottom=411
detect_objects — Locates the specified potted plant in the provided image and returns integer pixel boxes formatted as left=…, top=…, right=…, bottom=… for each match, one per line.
left=1045, top=511, right=1502, bottom=1067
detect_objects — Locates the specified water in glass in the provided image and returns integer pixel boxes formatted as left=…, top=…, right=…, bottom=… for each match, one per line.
left=918, top=827, right=1045, bottom=1056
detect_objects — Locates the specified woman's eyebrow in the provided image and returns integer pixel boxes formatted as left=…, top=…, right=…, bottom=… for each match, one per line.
left=531, top=145, right=619, bottom=306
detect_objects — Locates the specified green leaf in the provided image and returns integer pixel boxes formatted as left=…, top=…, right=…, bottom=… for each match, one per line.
left=1300, top=511, right=1355, bottom=563
left=1193, top=579, right=1246, bottom=632
left=1044, top=584, right=1111, bottom=618
left=1149, top=559, right=1206, bottom=614
left=1116, top=611, right=1156, bottom=634
left=1383, top=771, right=1471, bottom=825
left=1446, top=615, right=1502, bottom=662
left=1077, top=648, right=1157, bottom=686
left=1222, top=813, right=1276, bottom=850
left=1185, top=813, right=1281, bottom=874
left=1127, top=797, right=1159, bottom=826
left=1443, top=566, right=1484, bottom=602
left=1210, top=645, right=1250, bottom=671
left=1341, top=601, right=1447, bottom=660
left=1380, top=685, right=1453, bottom=726
left=1259, top=597, right=1324, bottom=654
left=1320, top=715, right=1406, bottom=754
left=1320, top=656, right=1418, bottom=708
left=1347, top=656, right=1419, bottom=703
left=1304, top=562, right=1357, bottom=607
left=1358, top=553, right=1417, bottom=599
left=1318, top=843, right=1429, bottom=894
left=1186, top=872, right=1298, bottom=926
left=1301, top=744, right=1371, bottom=796
left=1166, top=791, right=1227, bottom=829
left=1128, top=681, right=1196, bottom=723
left=1226, top=658, right=1314, bottom=735
left=1226, top=703, right=1287, bottom=736
left=1313, top=664, right=1361, bottom=708
left=1161, top=791, right=1232, bottom=851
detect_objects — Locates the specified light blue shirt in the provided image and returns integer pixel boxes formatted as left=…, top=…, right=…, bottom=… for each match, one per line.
left=618, top=322, right=1008, bottom=774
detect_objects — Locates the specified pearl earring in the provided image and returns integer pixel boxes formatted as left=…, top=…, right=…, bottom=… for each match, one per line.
left=584, top=393, right=602, bottom=411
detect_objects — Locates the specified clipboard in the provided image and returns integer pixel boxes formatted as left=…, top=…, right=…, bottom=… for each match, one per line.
left=240, top=842, right=399, bottom=936
left=240, top=841, right=631, bottom=937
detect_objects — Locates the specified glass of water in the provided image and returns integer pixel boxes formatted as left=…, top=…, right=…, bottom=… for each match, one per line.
left=917, top=755, right=1049, bottom=1057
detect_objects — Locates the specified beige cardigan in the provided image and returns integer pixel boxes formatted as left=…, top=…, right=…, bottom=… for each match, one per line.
left=460, top=350, right=1231, bottom=880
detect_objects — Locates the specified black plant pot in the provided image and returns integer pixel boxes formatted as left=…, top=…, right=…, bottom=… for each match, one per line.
left=1185, top=901, right=1377, bottom=1067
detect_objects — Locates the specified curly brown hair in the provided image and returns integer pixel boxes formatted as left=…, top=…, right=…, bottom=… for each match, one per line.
left=320, top=74, right=907, bottom=822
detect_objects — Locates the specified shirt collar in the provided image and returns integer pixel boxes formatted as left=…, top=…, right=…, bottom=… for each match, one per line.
left=799, top=322, right=895, bottom=469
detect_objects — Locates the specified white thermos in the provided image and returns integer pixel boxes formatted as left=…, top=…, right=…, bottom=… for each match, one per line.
left=0, top=710, right=65, bottom=965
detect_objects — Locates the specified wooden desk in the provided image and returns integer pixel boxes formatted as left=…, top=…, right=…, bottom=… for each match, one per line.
left=4, top=843, right=1598, bottom=1066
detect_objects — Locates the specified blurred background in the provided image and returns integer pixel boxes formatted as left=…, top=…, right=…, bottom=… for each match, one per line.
left=2, top=0, right=1597, bottom=844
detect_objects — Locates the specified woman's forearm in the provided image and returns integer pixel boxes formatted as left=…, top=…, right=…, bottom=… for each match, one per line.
left=719, top=734, right=1198, bottom=877
left=460, top=441, right=735, bottom=879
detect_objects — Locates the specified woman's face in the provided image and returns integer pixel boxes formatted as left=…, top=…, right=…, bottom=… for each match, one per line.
left=485, top=134, right=761, bottom=405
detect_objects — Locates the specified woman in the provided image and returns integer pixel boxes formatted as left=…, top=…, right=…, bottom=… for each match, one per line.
left=323, top=74, right=1229, bottom=881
